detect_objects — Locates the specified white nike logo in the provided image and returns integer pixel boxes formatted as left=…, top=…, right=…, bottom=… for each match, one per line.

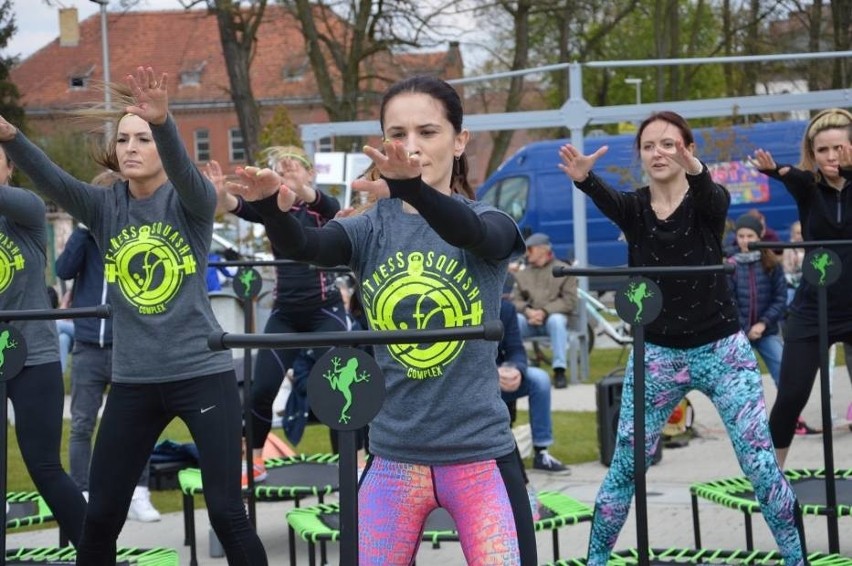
left=200, top=405, right=216, bottom=414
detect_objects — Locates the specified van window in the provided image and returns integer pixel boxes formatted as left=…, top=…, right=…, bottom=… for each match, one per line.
left=480, top=176, right=529, bottom=222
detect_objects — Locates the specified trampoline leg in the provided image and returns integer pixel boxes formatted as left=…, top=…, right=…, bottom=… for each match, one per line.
left=744, top=512, right=753, bottom=550
left=690, top=493, right=702, bottom=548
left=307, top=540, right=315, bottom=566
left=552, top=529, right=560, bottom=561
left=794, top=504, right=808, bottom=556
left=289, top=524, right=297, bottom=566
left=184, top=493, right=198, bottom=566
left=59, top=528, right=69, bottom=547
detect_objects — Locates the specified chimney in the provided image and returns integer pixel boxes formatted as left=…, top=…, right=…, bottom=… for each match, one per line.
left=59, top=8, right=80, bottom=47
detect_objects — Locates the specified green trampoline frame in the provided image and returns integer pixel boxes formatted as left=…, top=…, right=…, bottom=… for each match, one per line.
left=5, top=547, right=178, bottom=565
left=544, top=549, right=852, bottom=566
left=178, top=453, right=339, bottom=566
left=285, top=490, right=594, bottom=565
left=689, top=468, right=851, bottom=551
left=5, top=492, right=54, bottom=530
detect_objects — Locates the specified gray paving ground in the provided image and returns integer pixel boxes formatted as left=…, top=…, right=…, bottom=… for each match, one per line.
left=8, top=362, right=851, bottom=564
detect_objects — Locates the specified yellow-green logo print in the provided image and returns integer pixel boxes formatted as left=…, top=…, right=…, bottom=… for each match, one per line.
left=0, top=231, right=25, bottom=294
left=362, top=251, right=483, bottom=379
left=104, top=224, right=196, bottom=314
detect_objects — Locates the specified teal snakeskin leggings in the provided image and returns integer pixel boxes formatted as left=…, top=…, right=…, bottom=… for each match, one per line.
left=587, top=332, right=805, bottom=566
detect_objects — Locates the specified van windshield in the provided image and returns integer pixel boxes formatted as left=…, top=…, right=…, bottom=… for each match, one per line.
left=480, top=176, right=529, bottom=222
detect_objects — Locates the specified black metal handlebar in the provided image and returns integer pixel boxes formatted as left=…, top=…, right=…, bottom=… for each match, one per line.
left=552, top=264, right=733, bottom=277
left=208, top=320, right=504, bottom=351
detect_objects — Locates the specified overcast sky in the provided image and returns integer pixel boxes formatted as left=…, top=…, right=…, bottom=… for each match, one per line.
left=5, top=0, right=184, bottom=61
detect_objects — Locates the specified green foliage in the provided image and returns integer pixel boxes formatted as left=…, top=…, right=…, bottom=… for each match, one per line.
left=257, top=106, right=302, bottom=165
left=0, top=0, right=24, bottom=132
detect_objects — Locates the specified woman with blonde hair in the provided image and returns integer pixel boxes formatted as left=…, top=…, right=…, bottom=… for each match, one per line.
left=751, top=107, right=852, bottom=466
left=209, top=144, right=349, bottom=480
left=0, top=67, right=267, bottom=565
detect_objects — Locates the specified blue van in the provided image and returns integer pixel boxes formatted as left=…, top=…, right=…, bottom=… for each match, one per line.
left=476, top=120, right=807, bottom=267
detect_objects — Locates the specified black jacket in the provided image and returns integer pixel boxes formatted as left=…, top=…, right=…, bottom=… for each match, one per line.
left=55, top=226, right=112, bottom=346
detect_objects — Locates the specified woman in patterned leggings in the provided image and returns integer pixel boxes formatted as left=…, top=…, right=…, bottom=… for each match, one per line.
left=558, top=111, right=806, bottom=566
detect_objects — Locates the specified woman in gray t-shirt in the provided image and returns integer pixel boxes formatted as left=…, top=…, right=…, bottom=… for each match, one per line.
left=228, top=75, right=537, bottom=565
left=0, top=146, right=87, bottom=545
left=0, top=67, right=267, bottom=566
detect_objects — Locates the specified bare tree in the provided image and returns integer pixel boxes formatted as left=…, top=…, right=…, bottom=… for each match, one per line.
left=280, top=0, right=452, bottom=150
left=181, top=0, right=268, bottom=160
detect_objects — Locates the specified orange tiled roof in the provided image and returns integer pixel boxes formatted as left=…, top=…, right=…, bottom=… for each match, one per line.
left=12, top=5, right=461, bottom=112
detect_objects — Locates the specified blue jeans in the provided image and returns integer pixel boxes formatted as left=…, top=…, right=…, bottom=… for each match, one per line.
left=501, top=366, right=553, bottom=447
left=56, top=319, right=74, bottom=374
left=69, top=342, right=149, bottom=492
left=751, top=333, right=783, bottom=388
left=516, top=312, right=569, bottom=370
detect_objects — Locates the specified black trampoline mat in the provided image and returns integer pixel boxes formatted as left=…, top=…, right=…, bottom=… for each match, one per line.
left=264, top=462, right=339, bottom=489
left=741, top=476, right=852, bottom=506
left=6, top=501, right=42, bottom=521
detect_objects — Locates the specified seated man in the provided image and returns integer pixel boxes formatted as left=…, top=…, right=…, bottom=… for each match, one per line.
left=511, top=233, right=578, bottom=389
left=498, top=299, right=569, bottom=473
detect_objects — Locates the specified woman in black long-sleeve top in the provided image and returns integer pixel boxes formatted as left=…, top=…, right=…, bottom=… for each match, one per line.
left=751, top=108, right=852, bottom=467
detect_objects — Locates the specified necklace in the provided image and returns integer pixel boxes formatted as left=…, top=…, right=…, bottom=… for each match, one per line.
left=650, top=186, right=688, bottom=219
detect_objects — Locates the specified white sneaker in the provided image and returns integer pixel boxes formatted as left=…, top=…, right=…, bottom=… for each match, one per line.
left=127, top=487, right=161, bottom=523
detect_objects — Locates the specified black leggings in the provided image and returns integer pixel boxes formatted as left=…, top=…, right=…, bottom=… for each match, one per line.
left=75, top=371, right=267, bottom=566
left=8, top=362, right=86, bottom=545
left=249, top=302, right=348, bottom=449
left=769, top=334, right=852, bottom=449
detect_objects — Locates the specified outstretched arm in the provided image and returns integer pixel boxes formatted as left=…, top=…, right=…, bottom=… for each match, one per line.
left=0, top=117, right=103, bottom=226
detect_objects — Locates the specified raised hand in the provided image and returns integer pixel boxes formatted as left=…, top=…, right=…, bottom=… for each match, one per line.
left=840, top=144, right=852, bottom=171
left=125, top=66, right=169, bottom=126
left=664, top=140, right=702, bottom=175
left=558, top=144, right=608, bottom=182
left=203, top=160, right=239, bottom=214
left=750, top=148, right=790, bottom=176
left=350, top=175, right=390, bottom=200
left=0, top=115, right=17, bottom=142
left=226, top=166, right=297, bottom=212
left=276, top=157, right=314, bottom=203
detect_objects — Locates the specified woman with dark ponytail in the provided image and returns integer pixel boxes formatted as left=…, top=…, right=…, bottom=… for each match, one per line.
left=226, top=75, right=537, bottom=565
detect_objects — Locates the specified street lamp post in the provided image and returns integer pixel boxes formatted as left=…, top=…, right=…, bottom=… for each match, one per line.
left=89, top=0, right=111, bottom=140
left=624, top=77, right=643, bottom=105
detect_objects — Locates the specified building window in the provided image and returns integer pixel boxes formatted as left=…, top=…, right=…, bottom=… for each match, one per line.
left=229, top=128, right=246, bottom=163
left=317, top=136, right=334, bottom=152
left=282, top=55, right=308, bottom=82
left=68, top=65, right=95, bottom=90
left=180, top=61, right=207, bottom=87
left=194, top=129, right=210, bottom=162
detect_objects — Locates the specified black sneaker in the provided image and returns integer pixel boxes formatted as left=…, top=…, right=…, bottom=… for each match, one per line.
left=553, top=369, right=568, bottom=389
left=532, top=450, right=570, bottom=473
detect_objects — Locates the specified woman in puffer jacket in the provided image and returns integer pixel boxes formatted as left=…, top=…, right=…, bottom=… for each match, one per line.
left=727, top=213, right=788, bottom=387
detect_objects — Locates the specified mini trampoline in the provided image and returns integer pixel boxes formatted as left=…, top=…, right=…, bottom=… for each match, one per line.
left=285, top=490, right=594, bottom=565
left=690, top=468, right=852, bottom=550
left=178, top=453, right=339, bottom=566
left=5, top=492, right=54, bottom=531
left=4, top=547, right=178, bottom=565
left=544, top=549, right=852, bottom=566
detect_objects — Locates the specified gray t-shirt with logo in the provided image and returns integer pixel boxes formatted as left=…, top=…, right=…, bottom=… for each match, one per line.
left=0, top=187, right=59, bottom=366
left=4, top=117, right=233, bottom=383
left=333, top=197, right=516, bottom=465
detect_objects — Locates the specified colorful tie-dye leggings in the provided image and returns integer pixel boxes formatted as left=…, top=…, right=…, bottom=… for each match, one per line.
left=586, top=331, right=805, bottom=566
left=358, top=451, right=536, bottom=565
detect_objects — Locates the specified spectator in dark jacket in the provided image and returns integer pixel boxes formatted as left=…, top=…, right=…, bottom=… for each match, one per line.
left=727, top=213, right=787, bottom=387
left=497, top=299, right=569, bottom=473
